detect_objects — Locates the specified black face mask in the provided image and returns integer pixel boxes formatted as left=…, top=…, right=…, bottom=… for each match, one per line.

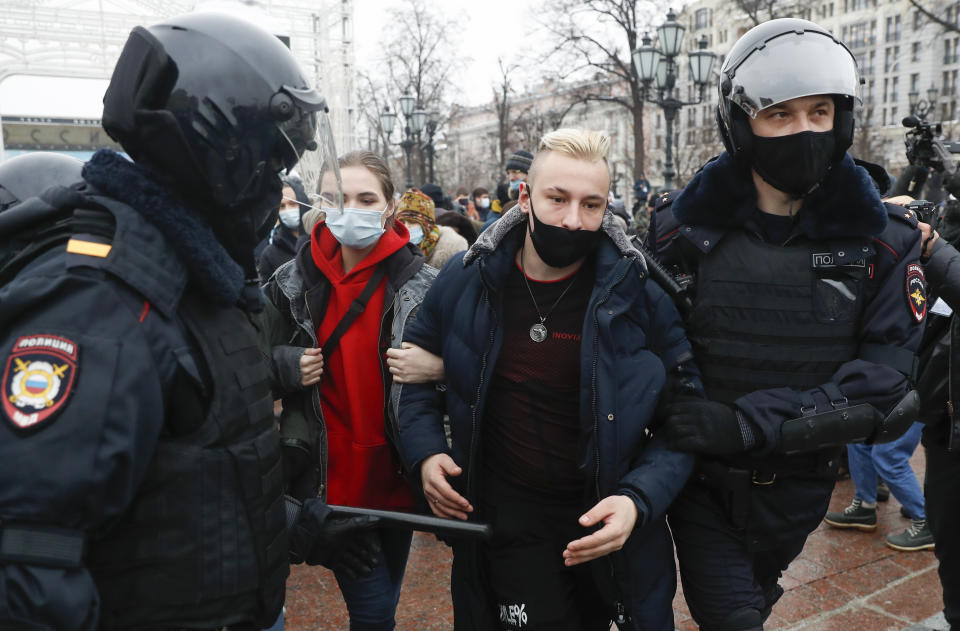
left=527, top=198, right=602, bottom=268
left=752, top=130, right=836, bottom=199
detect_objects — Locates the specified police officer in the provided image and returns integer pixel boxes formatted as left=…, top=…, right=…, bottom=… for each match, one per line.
left=0, top=13, right=378, bottom=631
left=915, top=217, right=960, bottom=630
left=648, top=19, right=924, bottom=631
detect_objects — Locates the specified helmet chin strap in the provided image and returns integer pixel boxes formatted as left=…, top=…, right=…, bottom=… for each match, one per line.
left=209, top=212, right=265, bottom=312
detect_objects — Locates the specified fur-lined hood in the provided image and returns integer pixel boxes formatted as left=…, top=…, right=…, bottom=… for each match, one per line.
left=463, top=204, right=643, bottom=269
left=671, top=151, right=888, bottom=240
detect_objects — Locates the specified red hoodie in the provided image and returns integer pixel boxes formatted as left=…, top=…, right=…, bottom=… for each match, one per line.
left=309, top=220, right=414, bottom=510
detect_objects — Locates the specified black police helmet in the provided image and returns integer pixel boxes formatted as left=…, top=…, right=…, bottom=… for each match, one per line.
left=102, top=12, right=326, bottom=233
left=716, top=18, right=861, bottom=165
left=0, top=152, right=84, bottom=212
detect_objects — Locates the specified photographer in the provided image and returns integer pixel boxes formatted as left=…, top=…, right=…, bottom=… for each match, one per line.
left=915, top=202, right=960, bottom=630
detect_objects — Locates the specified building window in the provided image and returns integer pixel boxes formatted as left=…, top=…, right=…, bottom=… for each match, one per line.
left=882, top=108, right=887, bottom=125
left=914, top=11, right=923, bottom=30
left=885, top=15, right=901, bottom=42
left=884, top=46, right=899, bottom=72
left=695, top=8, right=708, bottom=30
left=910, top=72, right=920, bottom=93
left=912, top=41, right=921, bottom=62
left=891, top=75, right=899, bottom=102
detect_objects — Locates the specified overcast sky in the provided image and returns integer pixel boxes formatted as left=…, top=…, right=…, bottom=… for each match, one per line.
left=355, top=0, right=540, bottom=107
left=0, top=0, right=612, bottom=118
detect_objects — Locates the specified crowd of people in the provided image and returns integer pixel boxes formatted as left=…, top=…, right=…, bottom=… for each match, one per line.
left=1, top=10, right=959, bottom=631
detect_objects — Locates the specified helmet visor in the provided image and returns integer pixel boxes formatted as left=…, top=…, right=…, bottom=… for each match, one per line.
left=725, top=30, right=861, bottom=118
left=310, top=111, right=344, bottom=216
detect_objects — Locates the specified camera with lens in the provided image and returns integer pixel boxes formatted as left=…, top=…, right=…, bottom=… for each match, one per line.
left=905, top=199, right=939, bottom=227
left=890, top=115, right=960, bottom=201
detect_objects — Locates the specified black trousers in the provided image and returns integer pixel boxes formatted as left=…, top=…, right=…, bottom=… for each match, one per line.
left=479, top=474, right=611, bottom=631
left=925, top=429, right=960, bottom=630
left=669, top=483, right=807, bottom=631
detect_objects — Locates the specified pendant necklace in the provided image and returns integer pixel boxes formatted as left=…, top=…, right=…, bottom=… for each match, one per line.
left=519, top=245, right=579, bottom=343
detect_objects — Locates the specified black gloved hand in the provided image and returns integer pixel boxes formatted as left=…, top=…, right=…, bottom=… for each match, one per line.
left=289, top=498, right=382, bottom=579
left=660, top=399, right=753, bottom=456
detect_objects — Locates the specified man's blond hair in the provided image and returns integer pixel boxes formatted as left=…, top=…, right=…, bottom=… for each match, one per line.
left=527, top=128, right=610, bottom=187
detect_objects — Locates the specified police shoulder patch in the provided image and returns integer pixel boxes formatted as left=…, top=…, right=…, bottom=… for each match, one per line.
left=2, top=335, right=79, bottom=433
left=906, top=263, right=927, bottom=323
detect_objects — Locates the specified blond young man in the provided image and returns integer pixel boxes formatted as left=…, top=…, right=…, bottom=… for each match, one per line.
left=396, top=129, right=702, bottom=631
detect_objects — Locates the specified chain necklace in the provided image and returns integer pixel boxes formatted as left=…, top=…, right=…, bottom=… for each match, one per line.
left=519, top=245, right=580, bottom=343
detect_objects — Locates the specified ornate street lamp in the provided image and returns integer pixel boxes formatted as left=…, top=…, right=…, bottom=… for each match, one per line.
left=909, top=84, right=939, bottom=120
left=381, top=90, right=426, bottom=189
left=633, top=11, right=716, bottom=191
left=423, top=109, right=441, bottom=182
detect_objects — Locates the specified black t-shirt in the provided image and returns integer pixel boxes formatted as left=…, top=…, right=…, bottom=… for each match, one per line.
left=753, top=208, right=797, bottom=245
left=482, top=255, right=595, bottom=499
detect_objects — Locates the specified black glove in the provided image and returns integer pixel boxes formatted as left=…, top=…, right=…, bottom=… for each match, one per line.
left=289, top=498, right=382, bottom=579
left=660, top=399, right=756, bottom=455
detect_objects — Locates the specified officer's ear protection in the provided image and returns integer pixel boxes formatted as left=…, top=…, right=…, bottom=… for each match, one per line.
left=270, top=92, right=295, bottom=122
left=833, top=94, right=855, bottom=160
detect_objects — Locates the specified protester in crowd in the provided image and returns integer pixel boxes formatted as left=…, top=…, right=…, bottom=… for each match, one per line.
left=258, top=175, right=310, bottom=283
left=824, top=426, right=932, bottom=549
left=397, top=189, right=468, bottom=269
left=472, top=186, right=492, bottom=221
left=648, top=19, right=923, bottom=630
left=483, top=153, right=531, bottom=232
left=436, top=211, right=480, bottom=246
left=259, top=150, right=437, bottom=631
left=421, top=182, right=451, bottom=213
left=395, top=128, right=702, bottom=630
left=505, top=149, right=533, bottom=199
left=608, top=197, right=630, bottom=233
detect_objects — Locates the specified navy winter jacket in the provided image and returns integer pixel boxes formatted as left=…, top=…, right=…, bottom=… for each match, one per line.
left=398, top=206, right=701, bottom=631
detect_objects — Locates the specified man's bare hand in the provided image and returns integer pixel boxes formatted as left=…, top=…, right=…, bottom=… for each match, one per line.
left=386, top=343, right=445, bottom=383
left=300, top=347, right=324, bottom=387
left=420, top=453, right=473, bottom=520
left=562, top=495, right=638, bottom=566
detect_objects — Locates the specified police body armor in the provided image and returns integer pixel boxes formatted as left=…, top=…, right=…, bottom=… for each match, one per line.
left=25, top=190, right=290, bottom=629
left=688, top=229, right=870, bottom=548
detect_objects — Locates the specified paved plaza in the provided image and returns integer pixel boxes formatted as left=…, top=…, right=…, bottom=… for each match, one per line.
left=285, top=449, right=946, bottom=630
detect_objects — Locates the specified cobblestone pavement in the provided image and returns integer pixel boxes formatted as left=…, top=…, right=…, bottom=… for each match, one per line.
left=285, top=449, right=944, bottom=630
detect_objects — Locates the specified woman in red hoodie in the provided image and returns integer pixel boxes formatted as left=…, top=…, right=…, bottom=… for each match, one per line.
left=260, top=151, right=436, bottom=630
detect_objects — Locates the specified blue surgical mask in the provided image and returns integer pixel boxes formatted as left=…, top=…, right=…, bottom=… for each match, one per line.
left=278, top=208, right=301, bottom=229
left=477, top=197, right=490, bottom=209
left=407, top=223, right=424, bottom=245
left=509, top=179, right=522, bottom=192
left=324, top=204, right=389, bottom=249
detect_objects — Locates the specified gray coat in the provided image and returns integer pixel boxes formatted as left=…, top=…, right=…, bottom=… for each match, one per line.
left=259, top=238, right=437, bottom=499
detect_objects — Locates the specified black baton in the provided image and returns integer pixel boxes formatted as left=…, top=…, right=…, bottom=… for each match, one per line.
left=327, top=505, right=492, bottom=540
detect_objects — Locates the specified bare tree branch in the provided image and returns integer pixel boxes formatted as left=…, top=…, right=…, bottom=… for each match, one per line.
left=909, top=0, right=960, bottom=35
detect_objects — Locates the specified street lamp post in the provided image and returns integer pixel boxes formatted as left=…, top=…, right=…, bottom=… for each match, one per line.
left=381, top=90, right=427, bottom=189
left=632, top=10, right=716, bottom=191
left=423, top=110, right=441, bottom=183
left=908, top=84, right=939, bottom=120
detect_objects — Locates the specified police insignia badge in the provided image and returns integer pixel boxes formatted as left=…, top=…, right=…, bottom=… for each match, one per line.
left=906, top=263, right=927, bottom=323
left=2, top=335, right=78, bottom=432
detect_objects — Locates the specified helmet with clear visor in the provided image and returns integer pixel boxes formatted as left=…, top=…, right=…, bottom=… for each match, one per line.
left=717, top=18, right=862, bottom=163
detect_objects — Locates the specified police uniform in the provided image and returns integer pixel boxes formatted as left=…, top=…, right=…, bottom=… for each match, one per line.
left=0, top=154, right=286, bottom=630
left=649, top=153, right=924, bottom=629
left=0, top=12, right=369, bottom=631
left=647, top=18, right=925, bottom=631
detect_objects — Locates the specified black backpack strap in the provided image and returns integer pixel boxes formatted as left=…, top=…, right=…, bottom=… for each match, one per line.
left=320, top=264, right=388, bottom=358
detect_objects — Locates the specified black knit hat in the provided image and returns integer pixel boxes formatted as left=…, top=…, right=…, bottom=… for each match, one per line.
left=505, top=150, right=533, bottom=173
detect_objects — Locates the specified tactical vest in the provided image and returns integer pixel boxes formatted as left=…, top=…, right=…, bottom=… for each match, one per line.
left=87, top=290, right=288, bottom=630
left=688, top=229, right=869, bottom=406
